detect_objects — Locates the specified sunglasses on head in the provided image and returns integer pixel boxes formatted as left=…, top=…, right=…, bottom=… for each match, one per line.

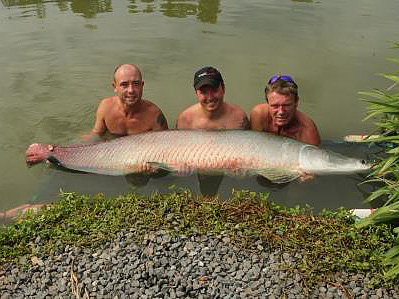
left=268, top=75, right=296, bottom=85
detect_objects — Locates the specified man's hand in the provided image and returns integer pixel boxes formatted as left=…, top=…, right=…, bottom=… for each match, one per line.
left=299, top=172, right=315, bottom=182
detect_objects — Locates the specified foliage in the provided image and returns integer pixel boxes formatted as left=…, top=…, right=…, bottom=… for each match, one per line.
left=357, top=42, right=399, bottom=279
left=359, top=42, right=399, bottom=206
left=0, top=189, right=395, bottom=290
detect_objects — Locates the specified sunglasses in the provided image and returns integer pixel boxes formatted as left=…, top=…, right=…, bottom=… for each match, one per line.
left=268, top=75, right=296, bottom=85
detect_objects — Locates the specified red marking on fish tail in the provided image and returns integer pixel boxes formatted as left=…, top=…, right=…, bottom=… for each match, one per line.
left=25, top=143, right=52, bottom=167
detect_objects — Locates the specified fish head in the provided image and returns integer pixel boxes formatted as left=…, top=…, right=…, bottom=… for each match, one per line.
left=299, top=145, right=373, bottom=174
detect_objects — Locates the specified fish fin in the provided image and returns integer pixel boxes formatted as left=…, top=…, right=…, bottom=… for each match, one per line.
left=147, top=162, right=176, bottom=173
left=47, top=156, right=88, bottom=174
left=47, top=156, right=63, bottom=168
left=256, top=169, right=300, bottom=184
left=147, top=162, right=194, bottom=176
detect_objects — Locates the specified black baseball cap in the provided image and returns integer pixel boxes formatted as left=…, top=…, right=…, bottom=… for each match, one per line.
left=193, top=66, right=224, bottom=90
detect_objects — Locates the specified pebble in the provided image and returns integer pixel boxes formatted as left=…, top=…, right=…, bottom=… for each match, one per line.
left=1, top=229, right=399, bottom=298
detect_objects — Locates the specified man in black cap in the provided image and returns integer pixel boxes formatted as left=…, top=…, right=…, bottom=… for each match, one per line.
left=176, top=66, right=249, bottom=130
left=176, top=66, right=249, bottom=197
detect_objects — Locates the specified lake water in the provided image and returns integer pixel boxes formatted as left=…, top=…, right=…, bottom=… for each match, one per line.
left=1, top=0, right=398, bottom=214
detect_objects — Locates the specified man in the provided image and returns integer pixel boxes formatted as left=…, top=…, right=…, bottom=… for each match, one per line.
left=26, top=64, right=168, bottom=165
left=176, top=66, right=249, bottom=196
left=250, top=75, right=321, bottom=146
left=176, top=66, right=249, bottom=130
left=81, top=64, right=168, bottom=142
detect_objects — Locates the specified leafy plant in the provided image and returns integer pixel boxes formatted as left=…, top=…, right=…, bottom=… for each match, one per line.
left=359, top=42, right=399, bottom=205
left=357, top=42, right=399, bottom=279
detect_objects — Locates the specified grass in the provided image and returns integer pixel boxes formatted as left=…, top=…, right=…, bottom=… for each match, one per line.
left=0, top=188, right=396, bottom=290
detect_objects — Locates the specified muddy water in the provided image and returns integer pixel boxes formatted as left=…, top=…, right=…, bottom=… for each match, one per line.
left=0, top=0, right=398, bottom=213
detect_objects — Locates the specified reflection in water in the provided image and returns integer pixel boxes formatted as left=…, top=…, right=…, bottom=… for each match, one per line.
left=2, top=0, right=46, bottom=18
left=160, top=0, right=197, bottom=18
left=197, top=0, right=220, bottom=24
left=2, top=0, right=220, bottom=23
left=2, top=0, right=112, bottom=18
left=128, top=0, right=156, bottom=14
left=69, top=0, right=112, bottom=18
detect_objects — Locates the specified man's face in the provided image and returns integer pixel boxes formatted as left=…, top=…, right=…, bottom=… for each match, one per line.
left=267, top=91, right=297, bottom=127
left=195, top=84, right=225, bottom=112
left=113, top=67, right=144, bottom=106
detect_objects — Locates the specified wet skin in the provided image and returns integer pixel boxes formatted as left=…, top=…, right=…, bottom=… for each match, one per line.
left=176, top=84, right=250, bottom=130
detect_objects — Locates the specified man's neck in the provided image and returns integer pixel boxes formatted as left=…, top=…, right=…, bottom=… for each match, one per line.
left=120, top=98, right=143, bottom=117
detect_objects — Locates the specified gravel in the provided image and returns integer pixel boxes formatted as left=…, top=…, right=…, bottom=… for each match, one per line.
left=1, top=229, right=398, bottom=298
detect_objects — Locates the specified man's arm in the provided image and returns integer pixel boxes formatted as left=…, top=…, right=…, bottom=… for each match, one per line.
left=300, top=120, right=321, bottom=146
left=80, top=101, right=108, bottom=143
left=153, top=111, right=169, bottom=130
left=176, top=110, right=191, bottom=129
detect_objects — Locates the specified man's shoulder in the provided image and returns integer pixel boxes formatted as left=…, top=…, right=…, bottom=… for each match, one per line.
left=226, top=102, right=246, bottom=113
left=178, top=103, right=201, bottom=116
left=97, top=97, right=118, bottom=115
left=99, top=96, right=117, bottom=107
left=138, top=99, right=165, bottom=115
left=176, top=104, right=200, bottom=128
left=224, top=103, right=248, bottom=120
left=250, top=103, right=269, bottom=121
left=296, top=110, right=317, bottom=128
left=251, top=103, right=268, bottom=113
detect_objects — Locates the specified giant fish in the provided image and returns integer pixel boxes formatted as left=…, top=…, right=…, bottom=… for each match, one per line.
left=25, top=130, right=373, bottom=184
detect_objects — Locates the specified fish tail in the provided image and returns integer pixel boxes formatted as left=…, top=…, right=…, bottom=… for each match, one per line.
left=25, top=143, right=53, bottom=167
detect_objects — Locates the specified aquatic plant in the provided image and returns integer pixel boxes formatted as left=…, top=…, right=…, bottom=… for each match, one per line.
left=357, top=42, right=399, bottom=279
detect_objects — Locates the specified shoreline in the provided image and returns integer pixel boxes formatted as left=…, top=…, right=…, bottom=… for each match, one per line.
left=0, top=190, right=397, bottom=297
left=1, top=229, right=398, bottom=298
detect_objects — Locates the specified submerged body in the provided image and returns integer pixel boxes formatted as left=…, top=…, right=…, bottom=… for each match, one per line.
left=26, top=130, right=372, bottom=184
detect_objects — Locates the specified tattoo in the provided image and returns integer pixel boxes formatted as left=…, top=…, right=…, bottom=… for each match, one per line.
left=241, top=116, right=250, bottom=130
left=157, top=113, right=168, bottom=128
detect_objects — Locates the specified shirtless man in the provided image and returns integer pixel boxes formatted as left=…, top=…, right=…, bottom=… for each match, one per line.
left=81, top=63, right=168, bottom=142
left=176, top=66, right=249, bottom=130
left=176, top=66, right=249, bottom=196
left=250, top=75, right=321, bottom=146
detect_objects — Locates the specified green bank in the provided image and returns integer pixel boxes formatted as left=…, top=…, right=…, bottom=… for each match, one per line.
left=0, top=189, right=395, bottom=290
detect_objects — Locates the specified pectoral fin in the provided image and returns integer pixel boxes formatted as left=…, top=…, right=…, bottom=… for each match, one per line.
left=47, top=156, right=88, bottom=174
left=147, top=162, right=192, bottom=176
left=147, top=162, right=176, bottom=173
left=256, top=169, right=300, bottom=184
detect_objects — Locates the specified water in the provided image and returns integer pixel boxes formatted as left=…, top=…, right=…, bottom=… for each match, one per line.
left=0, top=0, right=398, bottom=213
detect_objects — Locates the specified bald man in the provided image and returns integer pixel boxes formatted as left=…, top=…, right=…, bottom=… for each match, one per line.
left=81, top=64, right=168, bottom=142
left=26, top=64, right=168, bottom=165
